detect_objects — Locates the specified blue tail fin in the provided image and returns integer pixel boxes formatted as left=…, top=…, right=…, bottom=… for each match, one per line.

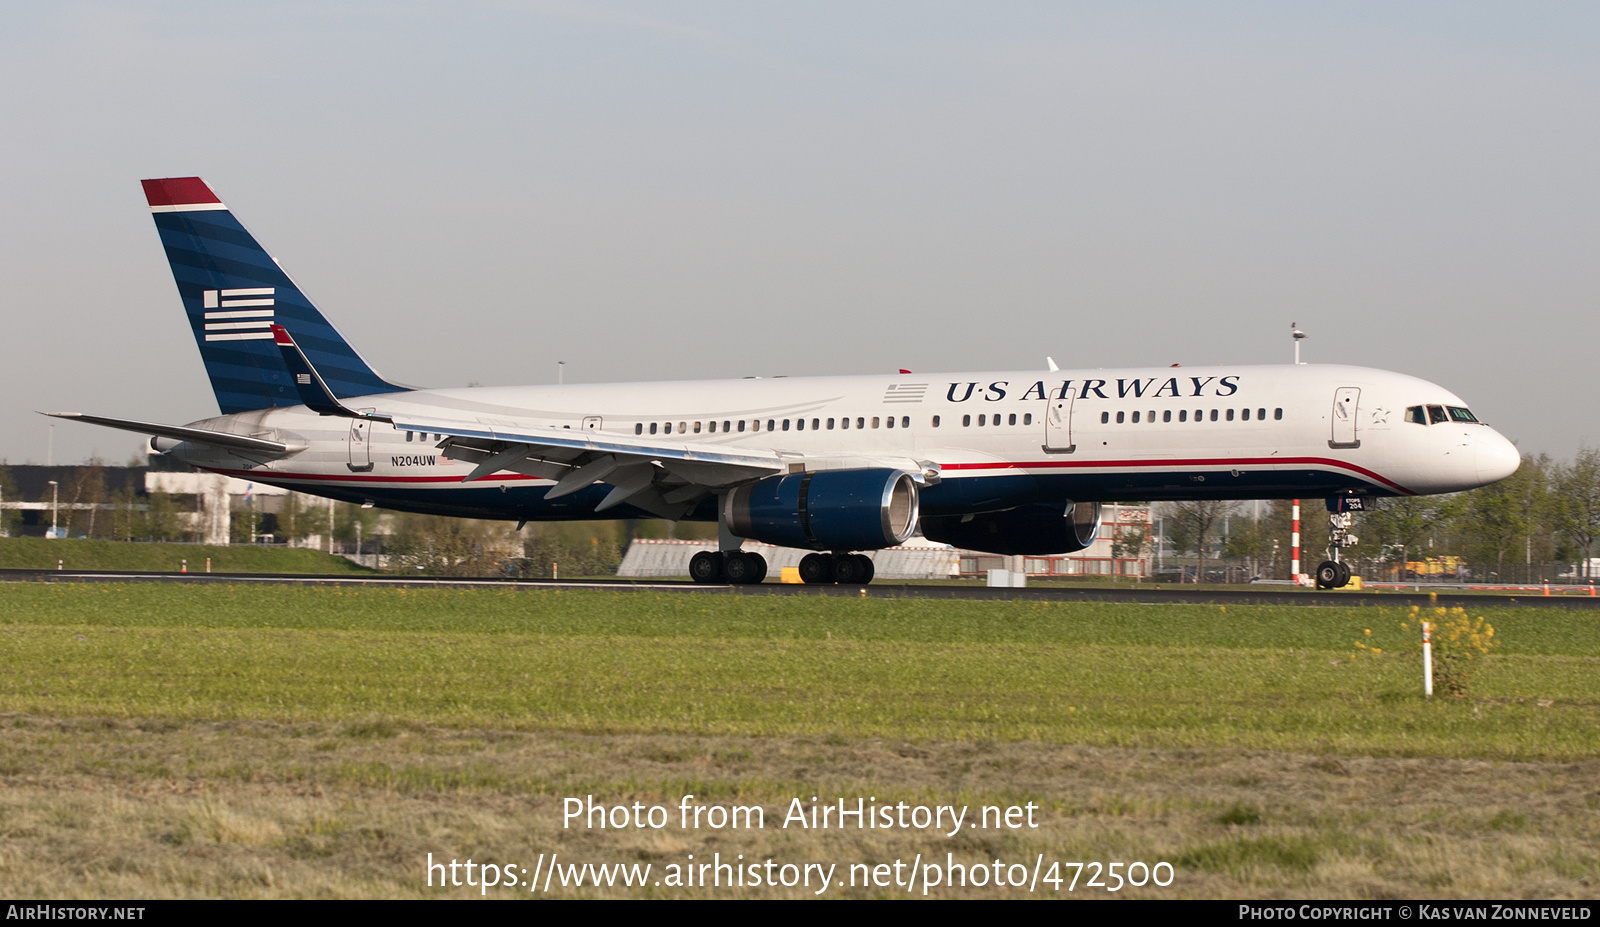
left=142, top=177, right=409, bottom=414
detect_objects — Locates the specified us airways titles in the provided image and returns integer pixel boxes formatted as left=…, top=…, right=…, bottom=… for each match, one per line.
left=945, top=375, right=1242, bottom=403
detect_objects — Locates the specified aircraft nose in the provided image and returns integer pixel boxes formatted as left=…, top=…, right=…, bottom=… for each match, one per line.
left=1475, top=429, right=1521, bottom=485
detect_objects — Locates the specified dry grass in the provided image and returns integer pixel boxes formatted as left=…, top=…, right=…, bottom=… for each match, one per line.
left=0, top=715, right=1595, bottom=898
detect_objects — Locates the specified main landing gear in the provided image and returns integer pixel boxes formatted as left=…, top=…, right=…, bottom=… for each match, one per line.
left=689, top=550, right=768, bottom=585
left=799, top=552, right=876, bottom=585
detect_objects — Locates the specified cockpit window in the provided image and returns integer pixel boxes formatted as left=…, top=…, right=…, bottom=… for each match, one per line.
left=1405, top=406, right=1427, bottom=425
left=1427, top=405, right=1448, bottom=424
left=1447, top=406, right=1479, bottom=423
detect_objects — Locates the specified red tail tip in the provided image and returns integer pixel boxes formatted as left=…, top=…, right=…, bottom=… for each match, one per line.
left=141, top=177, right=222, bottom=208
left=270, top=324, right=293, bottom=345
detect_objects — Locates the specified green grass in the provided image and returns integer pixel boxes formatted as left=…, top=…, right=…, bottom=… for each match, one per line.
left=0, top=584, right=1595, bottom=760
left=0, top=538, right=370, bottom=574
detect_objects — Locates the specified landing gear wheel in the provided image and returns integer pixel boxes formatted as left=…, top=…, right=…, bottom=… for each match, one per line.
left=723, top=551, right=768, bottom=584
left=798, top=553, right=834, bottom=584
left=832, top=553, right=866, bottom=585
left=1335, top=560, right=1352, bottom=588
left=854, top=554, right=875, bottom=585
left=689, top=550, right=726, bottom=584
left=1315, top=560, right=1339, bottom=590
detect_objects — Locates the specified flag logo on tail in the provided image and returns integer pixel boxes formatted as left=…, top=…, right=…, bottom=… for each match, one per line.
left=203, top=288, right=276, bottom=341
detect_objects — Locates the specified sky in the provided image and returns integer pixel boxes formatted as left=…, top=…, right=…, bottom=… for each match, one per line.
left=2, top=1, right=1596, bottom=466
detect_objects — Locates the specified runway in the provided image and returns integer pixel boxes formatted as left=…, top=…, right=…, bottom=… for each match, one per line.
left=3, top=568, right=1597, bottom=609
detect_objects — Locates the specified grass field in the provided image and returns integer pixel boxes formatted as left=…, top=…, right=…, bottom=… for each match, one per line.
left=0, top=583, right=1595, bottom=898
left=0, top=538, right=371, bottom=574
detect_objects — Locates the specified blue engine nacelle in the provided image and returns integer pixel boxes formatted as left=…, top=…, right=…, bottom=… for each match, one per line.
left=920, top=501, right=1101, bottom=555
left=724, top=468, right=920, bottom=551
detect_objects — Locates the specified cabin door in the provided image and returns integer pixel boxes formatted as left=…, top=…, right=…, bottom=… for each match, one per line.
left=1044, top=388, right=1077, bottom=454
left=1330, top=388, right=1361, bottom=449
left=348, top=410, right=375, bottom=472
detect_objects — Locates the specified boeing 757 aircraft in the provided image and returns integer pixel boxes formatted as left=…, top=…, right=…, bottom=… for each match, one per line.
left=47, top=177, right=1521, bottom=586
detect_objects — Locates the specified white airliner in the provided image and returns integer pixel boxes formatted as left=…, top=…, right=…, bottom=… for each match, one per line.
left=48, top=177, right=1521, bottom=587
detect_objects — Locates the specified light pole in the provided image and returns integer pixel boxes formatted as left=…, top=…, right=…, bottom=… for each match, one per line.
left=1291, top=322, right=1307, bottom=365
left=48, top=480, right=59, bottom=539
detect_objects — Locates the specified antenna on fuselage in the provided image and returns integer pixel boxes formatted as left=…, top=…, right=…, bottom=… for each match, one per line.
left=1291, top=322, right=1307, bottom=365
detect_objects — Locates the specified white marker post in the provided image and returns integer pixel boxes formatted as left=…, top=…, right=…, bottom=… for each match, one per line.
left=1422, top=621, right=1433, bottom=698
left=1291, top=499, right=1301, bottom=582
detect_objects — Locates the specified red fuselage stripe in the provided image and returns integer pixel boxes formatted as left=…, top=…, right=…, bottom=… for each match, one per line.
left=937, top=456, right=1413, bottom=494
left=214, top=456, right=1412, bottom=495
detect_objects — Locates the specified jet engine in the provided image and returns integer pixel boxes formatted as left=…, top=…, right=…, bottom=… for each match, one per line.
left=921, top=501, right=1101, bottom=555
left=724, top=468, right=919, bottom=551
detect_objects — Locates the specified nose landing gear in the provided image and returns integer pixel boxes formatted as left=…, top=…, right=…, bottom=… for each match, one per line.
left=1315, top=509, right=1360, bottom=589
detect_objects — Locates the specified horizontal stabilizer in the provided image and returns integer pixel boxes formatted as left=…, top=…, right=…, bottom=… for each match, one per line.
left=41, top=412, right=292, bottom=454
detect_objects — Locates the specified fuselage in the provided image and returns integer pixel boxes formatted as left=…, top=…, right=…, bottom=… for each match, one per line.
left=164, top=361, right=1521, bottom=523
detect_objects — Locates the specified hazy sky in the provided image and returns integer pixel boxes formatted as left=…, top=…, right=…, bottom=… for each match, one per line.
left=3, top=2, right=1596, bottom=465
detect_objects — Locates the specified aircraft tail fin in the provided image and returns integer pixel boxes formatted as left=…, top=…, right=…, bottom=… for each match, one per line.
left=142, top=177, right=409, bottom=414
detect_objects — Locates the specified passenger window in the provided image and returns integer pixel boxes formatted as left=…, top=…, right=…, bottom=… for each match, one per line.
left=1209, top=409, right=1218, bottom=422
left=977, top=415, right=985, bottom=427
left=827, top=418, right=835, bottom=430
left=738, top=420, right=746, bottom=432
left=1023, top=413, right=1032, bottom=426
left=724, top=421, right=730, bottom=432
left=1274, top=408, right=1283, bottom=421
left=679, top=422, right=687, bottom=433
left=812, top=418, right=820, bottom=430
left=634, top=424, right=643, bottom=435
left=873, top=417, right=881, bottom=428
left=1131, top=411, right=1140, bottom=423
left=1148, top=410, right=1155, bottom=423
left=664, top=422, right=672, bottom=434
left=1101, top=411, right=1110, bottom=424
left=1242, top=408, right=1250, bottom=421
left=840, top=417, right=849, bottom=430
left=1116, top=411, right=1125, bottom=424
left=1428, top=405, right=1447, bottom=424
left=932, top=415, right=941, bottom=427
left=694, top=422, right=702, bottom=433
left=782, top=419, right=790, bottom=431
left=1179, top=410, right=1187, bottom=422
left=1258, top=408, right=1266, bottom=420
left=768, top=420, right=776, bottom=431
left=1226, top=409, right=1235, bottom=421
left=650, top=423, right=658, bottom=435
left=797, top=419, right=805, bottom=431
left=857, top=417, right=865, bottom=429
left=887, top=416, right=895, bottom=429
left=1163, top=410, right=1171, bottom=423
left=901, top=416, right=910, bottom=428
left=1008, top=413, right=1016, bottom=426
left=405, top=431, right=413, bottom=442
left=962, top=415, right=971, bottom=427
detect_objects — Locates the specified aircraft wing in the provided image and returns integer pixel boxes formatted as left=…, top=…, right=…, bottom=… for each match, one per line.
left=392, top=414, right=790, bottom=519
left=269, top=322, right=785, bottom=517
